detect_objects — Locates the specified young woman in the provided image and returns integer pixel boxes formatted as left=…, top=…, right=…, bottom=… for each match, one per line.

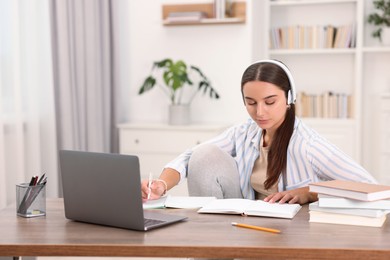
left=141, top=59, right=377, bottom=205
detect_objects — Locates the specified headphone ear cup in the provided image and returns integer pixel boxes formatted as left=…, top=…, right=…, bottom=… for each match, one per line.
left=287, top=90, right=293, bottom=105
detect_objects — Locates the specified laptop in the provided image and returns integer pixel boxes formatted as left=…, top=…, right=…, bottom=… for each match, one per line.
left=59, top=150, right=187, bottom=231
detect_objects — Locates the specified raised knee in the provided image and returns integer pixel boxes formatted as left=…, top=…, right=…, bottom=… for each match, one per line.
left=191, top=144, right=221, bottom=161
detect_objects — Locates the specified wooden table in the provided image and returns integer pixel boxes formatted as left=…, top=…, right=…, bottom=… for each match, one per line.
left=1, top=198, right=390, bottom=259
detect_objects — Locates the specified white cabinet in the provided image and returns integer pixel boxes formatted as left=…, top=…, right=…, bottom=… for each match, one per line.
left=118, top=123, right=229, bottom=196
left=302, top=118, right=357, bottom=160
left=361, top=0, right=390, bottom=180
left=372, top=94, right=390, bottom=184
left=361, top=50, right=390, bottom=181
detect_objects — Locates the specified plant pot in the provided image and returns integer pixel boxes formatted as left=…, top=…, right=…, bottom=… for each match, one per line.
left=169, top=105, right=190, bottom=125
left=382, top=27, right=390, bottom=46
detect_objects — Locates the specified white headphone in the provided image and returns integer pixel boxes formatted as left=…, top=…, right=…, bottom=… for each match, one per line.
left=251, top=59, right=297, bottom=105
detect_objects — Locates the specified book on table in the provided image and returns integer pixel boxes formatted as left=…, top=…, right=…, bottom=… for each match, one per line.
left=197, top=198, right=302, bottom=219
left=309, top=180, right=390, bottom=201
left=317, top=193, right=390, bottom=210
left=309, top=210, right=387, bottom=227
left=309, top=201, right=390, bottom=218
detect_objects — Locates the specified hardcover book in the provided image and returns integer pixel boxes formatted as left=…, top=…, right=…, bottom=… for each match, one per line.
left=317, top=194, right=390, bottom=210
left=166, top=11, right=207, bottom=23
left=309, top=210, right=387, bottom=227
left=309, top=180, right=390, bottom=201
left=309, top=201, right=389, bottom=218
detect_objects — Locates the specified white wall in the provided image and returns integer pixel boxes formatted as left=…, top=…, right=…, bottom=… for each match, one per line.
left=121, top=0, right=390, bottom=183
left=126, top=0, right=253, bottom=125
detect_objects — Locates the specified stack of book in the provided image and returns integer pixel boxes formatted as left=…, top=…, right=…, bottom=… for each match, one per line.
left=296, top=91, right=353, bottom=119
left=269, top=23, right=356, bottom=50
left=165, top=11, right=207, bottom=23
left=308, top=180, right=390, bottom=227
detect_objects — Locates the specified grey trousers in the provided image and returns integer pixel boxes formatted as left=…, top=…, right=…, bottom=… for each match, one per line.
left=187, top=144, right=243, bottom=199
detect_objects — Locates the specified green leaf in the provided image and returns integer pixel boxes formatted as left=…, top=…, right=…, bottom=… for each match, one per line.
left=162, top=60, right=190, bottom=92
left=138, top=76, right=156, bottom=94
left=138, top=58, right=221, bottom=104
left=368, top=0, right=390, bottom=29
left=154, top=59, right=173, bottom=69
left=197, top=80, right=220, bottom=100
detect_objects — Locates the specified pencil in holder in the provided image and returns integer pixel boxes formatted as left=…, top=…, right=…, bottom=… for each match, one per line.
left=16, top=183, right=46, bottom=217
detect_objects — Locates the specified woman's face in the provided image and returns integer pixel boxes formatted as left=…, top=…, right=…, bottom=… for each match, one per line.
left=242, top=80, right=288, bottom=133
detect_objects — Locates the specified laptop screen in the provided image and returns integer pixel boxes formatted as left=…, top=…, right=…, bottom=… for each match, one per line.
left=59, top=150, right=186, bottom=231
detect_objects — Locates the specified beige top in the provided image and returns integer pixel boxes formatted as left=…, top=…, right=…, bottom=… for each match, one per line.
left=250, top=137, right=278, bottom=200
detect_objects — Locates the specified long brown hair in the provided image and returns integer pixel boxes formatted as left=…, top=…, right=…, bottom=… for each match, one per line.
left=241, top=61, right=296, bottom=189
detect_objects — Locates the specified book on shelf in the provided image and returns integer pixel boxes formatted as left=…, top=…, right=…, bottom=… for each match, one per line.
left=296, top=91, right=352, bottom=119
left=309, top=180, right=390, bottom=201
left=197, top=198, right=302, bottom=219
left=269, top=24, right=355, bottom=50
left=318, top=194, right=390, bottom=210
left=143, top=195, right=217, bottom=209
left=214, top=0, right=226, bottom=19
left=165, top=11, right=207, bottom=23
left=309, top=201, right=389, bottom=218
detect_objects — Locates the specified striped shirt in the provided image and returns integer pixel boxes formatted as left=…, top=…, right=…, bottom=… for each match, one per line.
left=165, top=117, right=377, bottom=200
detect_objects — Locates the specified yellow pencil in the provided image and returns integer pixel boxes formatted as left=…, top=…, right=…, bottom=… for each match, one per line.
left=231, top=222, right=281, bottom=234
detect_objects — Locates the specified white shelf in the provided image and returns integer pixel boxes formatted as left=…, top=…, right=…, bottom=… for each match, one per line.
left=264, top=0, right=361, bottom=161
left=161, top=2, right=246, bottom=26
left=270, top=48, right=356, bottom=55
left=264, top=0, right=390, bottom=175
left=362, top=46, right=390, bottom=53
left=270, top=0, right=358, bottom=6
left=163, top=17, right=245, bottom=26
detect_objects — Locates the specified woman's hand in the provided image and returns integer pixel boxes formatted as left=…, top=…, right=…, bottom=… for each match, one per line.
left=141, top=168, right=180, bottom=202
left=141, top=179, right=166, bottom=202
left=263, top=187, right=318, bottom=205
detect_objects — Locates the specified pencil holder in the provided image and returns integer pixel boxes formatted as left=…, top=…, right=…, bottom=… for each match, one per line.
left=16, top=183, right=46, bottom=218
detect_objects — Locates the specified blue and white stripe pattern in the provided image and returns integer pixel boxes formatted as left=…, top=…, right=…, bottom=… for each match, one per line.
left=165, top=117, right=377, bottom=200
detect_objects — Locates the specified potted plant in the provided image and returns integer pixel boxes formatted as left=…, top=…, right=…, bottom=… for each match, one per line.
left=138, top=58, right=220, bottom=125
left=367, top=0, right=390, bottom=44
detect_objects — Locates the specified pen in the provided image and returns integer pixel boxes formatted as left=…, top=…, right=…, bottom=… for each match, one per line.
left=29, top=176, right=37, bottom=186
left=37, top=173, right=46, bottom=185
left=147, top=172, right=153, bottom=200
left=231, top=222, right=281, bottom=234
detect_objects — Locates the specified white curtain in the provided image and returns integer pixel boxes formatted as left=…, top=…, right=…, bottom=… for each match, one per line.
left=0, top=0, right=59, bottom=209
left=50, top=0, right=113, bottom=153
left=0, top=0, right=128, bottom=207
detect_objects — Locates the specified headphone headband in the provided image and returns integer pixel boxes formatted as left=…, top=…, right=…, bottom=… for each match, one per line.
left=251, top=59, right=296, bottom=105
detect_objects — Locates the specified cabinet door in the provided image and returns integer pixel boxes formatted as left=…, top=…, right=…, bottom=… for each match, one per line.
left=118, top=124, right=228, bottom=196
left=377, top=96, right=390, bottom=184
left=120, top=129, right=220, bottom=154
left=303, top=119, right=357, bottom=160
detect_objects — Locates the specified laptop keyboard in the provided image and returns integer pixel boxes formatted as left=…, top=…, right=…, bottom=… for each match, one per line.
left=144, top=218, right=166, bottom=227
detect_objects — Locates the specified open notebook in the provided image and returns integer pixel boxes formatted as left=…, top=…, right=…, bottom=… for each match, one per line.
left=143, top=195, right=217, bottom=209
left=197, top=198, right=302, bottom=219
